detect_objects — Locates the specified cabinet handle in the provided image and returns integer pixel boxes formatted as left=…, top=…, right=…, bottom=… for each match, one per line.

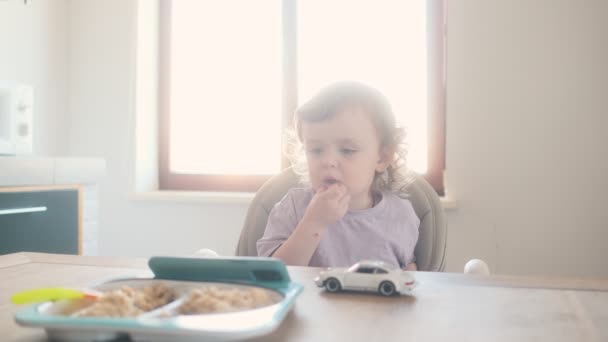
left=0, top=206, right=47, bottom=216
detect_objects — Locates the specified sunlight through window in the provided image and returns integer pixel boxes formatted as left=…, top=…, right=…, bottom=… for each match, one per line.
left=298, top=0, right=428, bottom=173
left=170, top=0, right=282, bottom=175
left=168, top=0, right=427, bottom=176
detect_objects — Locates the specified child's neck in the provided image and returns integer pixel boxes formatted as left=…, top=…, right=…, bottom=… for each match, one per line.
left=349, top=191, right=376, bottom=210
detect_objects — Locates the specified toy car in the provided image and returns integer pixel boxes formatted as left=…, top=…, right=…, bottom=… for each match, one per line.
left=314, top=260, right=416, bottom=296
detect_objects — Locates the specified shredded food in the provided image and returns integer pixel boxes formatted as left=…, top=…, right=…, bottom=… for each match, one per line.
left=71, top=283, right=175, bottom=317
left=178, top=286, right=277, bottom=315
left=69, top=283, right=278, bottom=317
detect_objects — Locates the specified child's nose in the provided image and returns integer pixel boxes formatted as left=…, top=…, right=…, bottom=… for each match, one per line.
left=321, top=151, right=339, bottom=168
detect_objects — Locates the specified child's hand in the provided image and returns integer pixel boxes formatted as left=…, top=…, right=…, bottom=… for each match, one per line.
left=303, top=183, right=350, bottom=227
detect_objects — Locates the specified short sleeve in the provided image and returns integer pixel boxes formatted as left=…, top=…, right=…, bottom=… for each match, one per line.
left=381, top=195, right=420, bottom=268
left=401, top=200, right=420, bottom=267
left=256, top=190, right=301, bottom=257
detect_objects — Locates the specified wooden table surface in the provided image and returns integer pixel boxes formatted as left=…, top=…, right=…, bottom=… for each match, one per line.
left=1, top=253, right=607, bottom=341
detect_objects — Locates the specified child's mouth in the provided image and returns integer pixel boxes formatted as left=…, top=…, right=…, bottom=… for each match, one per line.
left=323, top=177, right=339, bottom=186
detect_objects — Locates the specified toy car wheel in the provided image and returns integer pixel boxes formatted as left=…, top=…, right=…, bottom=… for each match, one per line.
left=378, top=281, right=396, bottom=296
left=324, top=277, right=342, bottom=292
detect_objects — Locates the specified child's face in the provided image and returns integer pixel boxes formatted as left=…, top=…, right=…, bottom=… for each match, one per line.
left=300, top=106, right=391, bottom=209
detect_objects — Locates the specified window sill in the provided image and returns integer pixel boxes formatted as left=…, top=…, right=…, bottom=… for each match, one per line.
left=130, top=190, right=457, bottom=209
left=129, top=191, right=255, bottom=204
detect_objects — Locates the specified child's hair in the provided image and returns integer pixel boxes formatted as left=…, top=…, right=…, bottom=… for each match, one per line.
left=285, top=81, right=414, bottom=195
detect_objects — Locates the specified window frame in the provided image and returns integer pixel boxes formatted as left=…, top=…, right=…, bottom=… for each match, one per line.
left=158, top=0, right=446, bottom=195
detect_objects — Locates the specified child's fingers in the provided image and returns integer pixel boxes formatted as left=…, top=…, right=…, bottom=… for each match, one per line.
left=329, top=183, right=347, bottom=196
left=328, top=191, right=342, bottom=202
left=317, top=184, right=339, bottom=199
left=316, top=183, right=348, bottom=204
left=315, top=185, right=329, bottom=193
left=338, top=193, right=351, bottom=207
left=335, top=184, right=350, bottom=202
left=337, top=184, right=349, bottom=198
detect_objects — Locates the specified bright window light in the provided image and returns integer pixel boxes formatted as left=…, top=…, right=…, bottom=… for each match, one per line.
left=169, top=0, right=282, bottom=175
left=298, top=0, right=428, bottom=173
left=168, top=0, right=427, bottom=175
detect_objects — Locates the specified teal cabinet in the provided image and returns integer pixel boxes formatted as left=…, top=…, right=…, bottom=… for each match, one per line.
left=0, top=188, right=79, bottom=255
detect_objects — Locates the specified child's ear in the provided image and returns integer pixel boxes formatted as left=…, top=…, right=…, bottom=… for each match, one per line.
left=375, top=145, right=395, bottom=173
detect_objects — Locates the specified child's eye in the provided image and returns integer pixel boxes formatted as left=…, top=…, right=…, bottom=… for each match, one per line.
left=340, top=148, right=357, bottom=156
left=307, top=147, right=323, bottom=155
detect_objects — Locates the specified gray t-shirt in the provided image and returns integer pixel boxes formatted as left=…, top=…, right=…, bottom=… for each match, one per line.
left=256, top=188, right=420, bottom=268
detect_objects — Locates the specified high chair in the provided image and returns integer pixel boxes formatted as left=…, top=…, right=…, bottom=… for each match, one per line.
left=235, top=168, right=448, bottom=272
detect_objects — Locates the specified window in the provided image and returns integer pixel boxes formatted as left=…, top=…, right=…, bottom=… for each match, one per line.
left=159, top=0, right=446, bottom=195
left=355, top=267, right=375, bottom=274
left=373, top=268, right=388, bottom=274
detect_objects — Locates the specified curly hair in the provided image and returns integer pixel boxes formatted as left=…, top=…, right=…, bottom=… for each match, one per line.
left=284, top=81, right=414, bottom=195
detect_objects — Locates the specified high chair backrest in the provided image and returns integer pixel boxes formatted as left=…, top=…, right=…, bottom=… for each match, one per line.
left=235, top=168, right=447, bottom=271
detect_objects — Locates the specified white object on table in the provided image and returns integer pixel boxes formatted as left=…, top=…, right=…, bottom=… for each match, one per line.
left=464, top=259, right=490, bottom=275
left=315, top=260, right=416, bottom=296
left=193, top=248, right=219, bottom=257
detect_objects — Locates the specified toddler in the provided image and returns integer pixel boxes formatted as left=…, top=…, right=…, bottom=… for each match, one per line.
left=257, top=81, right=419, bottom=270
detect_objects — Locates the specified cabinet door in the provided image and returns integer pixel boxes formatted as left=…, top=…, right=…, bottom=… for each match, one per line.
left=0, top=189, right=79, bottom=255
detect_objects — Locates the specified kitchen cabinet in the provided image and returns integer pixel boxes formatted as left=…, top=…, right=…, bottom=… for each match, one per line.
left=0, top=186, right=80, bottom=255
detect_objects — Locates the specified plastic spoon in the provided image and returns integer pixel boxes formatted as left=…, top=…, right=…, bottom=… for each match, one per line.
left=11, top=288, right=102, bottom=304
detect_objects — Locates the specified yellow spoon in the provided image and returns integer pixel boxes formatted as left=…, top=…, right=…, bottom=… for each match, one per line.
left=11, top=288, right=102, bottom=304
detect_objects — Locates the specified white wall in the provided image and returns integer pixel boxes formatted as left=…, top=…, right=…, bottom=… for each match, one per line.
left=444, top=0, right=608, bottom=276
left=0, top=0, right=68, bottom=156
left=63, top=0, right=608, bottom=276
left=65, top=0, right=248, bottom=258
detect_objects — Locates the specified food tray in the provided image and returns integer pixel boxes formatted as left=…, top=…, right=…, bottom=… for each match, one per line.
left=15, top=256, right=303, bottom=341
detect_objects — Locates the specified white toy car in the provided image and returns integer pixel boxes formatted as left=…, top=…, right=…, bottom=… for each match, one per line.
left=314, top=260, right=416, bottom=296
